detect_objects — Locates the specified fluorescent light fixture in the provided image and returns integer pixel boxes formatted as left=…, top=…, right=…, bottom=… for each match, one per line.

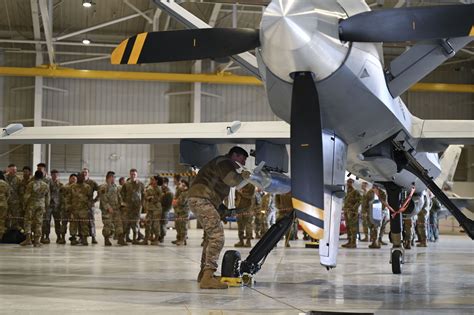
left=82, top=0, right=93, bottom=8
left=82, top=39, right=91, bottom=45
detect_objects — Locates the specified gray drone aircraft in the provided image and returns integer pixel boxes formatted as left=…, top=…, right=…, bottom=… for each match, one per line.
left=109, top=0, right=474, bottom=275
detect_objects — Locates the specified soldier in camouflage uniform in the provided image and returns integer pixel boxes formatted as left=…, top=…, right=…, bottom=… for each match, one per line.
left=365, top=184, right=387, bottom=249
left=69, top=173, right=93, bottom=245
left=254, top=188, right=269, bottom=238
left=159, top=177, right=174, bottom=243
left=5, top=164, right=21, bottom=231
left=342, top=178, right=361, bottom=248
left=82, top=168, right=99, bottom=244
left=99, top=171, right=125, bottom=246
left=140, top=176, right=163, bottom=245
left=59, top=174, right=77, bottom=245
left=360, top=182, right=370, bottom=242
left=20, top=171, right=50, bottom=247
left=36, top=163, right=52, bottom=243
left=173, top=179, right=189, bottom=246
left=416, top=193, right=430, bottom=247
left=188, top=146, right=250, bottom=289
left=18, top=166, right=32, bottom=231
left=234, top=183, right=256, bottom=248
left=121, top=169, right=145, bottom=244
left=0, top=171, right=11, bottom=241
left=403, top=215, right=414, bottom=249
left=42, top=170, right=63, bottom=244
left=275, top=191, right=293, bottom=247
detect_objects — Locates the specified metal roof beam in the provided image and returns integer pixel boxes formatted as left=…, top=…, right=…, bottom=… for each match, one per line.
left=38, top=0, right=55, bottom=65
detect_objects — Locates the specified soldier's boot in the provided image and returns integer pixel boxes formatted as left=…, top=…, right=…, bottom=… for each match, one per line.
left=418, top=240, right=427, bottom=247
left=56, top=234, right=61, bottom=244
left=150, top=239, right=159, bottom=245
left=244, top=239, right=251, bottom=248
left=404, top=240, right=411, bottom=249
left=138, top=236, right=149, bottom=245
left=126, top=235, right=132, bottom=243
left=70, top=236, right=79, bottom=246
left=33, top=236, right=42, bottom=247
left=58, top=234, right=66, bottom=245
left=368, top=240, right=380, bottom=249
left=379, top=238, right=388, bottom=246
left=117, top=234, right=127, bottom=246
left=199, top=269, right=228, bottom=289
left=81, top=237, right=88, bottom=246
left=91, top=236, right=98, bottom=244
left=20, top=234, right=32, bottom=246
left=345, top=236, right=357, bottom=249
left=234, top=239, right=244, bottom=247
left=137, top=231, right=144, bottom=241
left=171, top=239, right=178, bottom=245
left=104, top=237, right=112, bottom=247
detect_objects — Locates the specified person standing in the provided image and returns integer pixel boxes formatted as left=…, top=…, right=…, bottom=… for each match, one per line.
left=234, top=183, right=256, bottom=248
left=416, top=193, right=430, bottom=247
left=140, top=176, right=163, bottom=245
left=188, top=146, right=250, bottom=289
left=99, top=171, right=125, bottom=246
left=360, top=181, right=370, bottom=242
left=20, top=171, right=50, bottom=247
left=159, top=177, right=174, bottom=243
left=69, top=173, right=93, bottom=246
left=59, top=173, right=77, bottom=245
left=367, top=184, right=387, bottom=249
left=17, top=166, right=32, bottom=231
left=173, top=179, right=189, bottom=246
left=120, top=169, right=145, bottom=244
left=42, top=170, right=63, bottom=244
left=5, top=164, right=21, bottom=231
left=0, top=171, right=11, bottom=241
left=275, top=191, right=293, bottom=247
left=82, top=168, right=99, bottom=244
left=342, top=179, right=361, bottom=248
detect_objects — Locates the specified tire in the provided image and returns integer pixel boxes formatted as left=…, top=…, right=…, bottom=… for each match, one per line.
left=392, top=250, right=403, bottom=274
left=221, top=250, right=241, bottom=277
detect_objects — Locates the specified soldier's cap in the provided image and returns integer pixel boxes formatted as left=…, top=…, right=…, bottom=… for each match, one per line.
left=51, top=169, right=59, bottom=174
left=228, top=146, right=249, bottom=158
left=34, top=170, right=44, bottom=179
left=347, top=178, right=355, bottom=183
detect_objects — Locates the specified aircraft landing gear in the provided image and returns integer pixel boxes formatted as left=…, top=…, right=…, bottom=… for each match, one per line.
left=382, top=182, right=404, bottom=274
left=390, top=247, right=404, bottom=274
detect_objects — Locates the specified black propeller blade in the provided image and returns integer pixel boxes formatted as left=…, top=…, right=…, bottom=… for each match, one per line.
left=290, top=72, right=325, bottom=240
left=339, top=4, right=474, bottom=43
left=111, top=28, right=260, bottom=65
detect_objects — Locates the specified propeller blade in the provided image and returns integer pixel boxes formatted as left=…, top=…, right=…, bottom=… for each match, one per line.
left=290, top=72, right=325, bottom=240
left=339, top=4, right=474, bottom=43
left=111, top=28, right=260, bottom=65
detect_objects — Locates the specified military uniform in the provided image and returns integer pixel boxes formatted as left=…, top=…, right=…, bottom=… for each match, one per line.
left=42, top=179, right=63, bottom=243
left=188, top=155, right=244, bottom=276
left=5, top=173, right=21, bottom=230
left=120, top=180, right=145, bottom=244
left=428, top=197, right=440, bottom=242
left=365, top=188, right=387, bottom=248
left=142, top=185, right=162, bottom=245
left=99, top=183, right=124, bottom=246
left=403, top=216, right=414, bottom=249
left=17, top=175, right=32, bottom=230
left=360, top=188, right=370, bottom=241
left=159, top=185, right=173, bottom=242
left=69, top=182, right=93, bottom=245
left=342, top=185, right=361, bottom=248
left=174, top=189, right=189, bottom=245
left=254, top=192, right=270, bottom=238
left=85, top=178, right=99, bottom=240
left=59, top=183, right=73, bottom=244
left=0, top=180, right=11, bottom=240
left=22, top=179, right=50, bottom=246
left=275, top=192, right=294, bottom=246
left=235, top=183, right=255, bottom=247
left=416, top=194, right=430, bottom=247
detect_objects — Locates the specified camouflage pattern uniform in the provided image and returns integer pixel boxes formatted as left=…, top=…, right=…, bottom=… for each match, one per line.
left=120, top=180, right=145, bottom=243
left=24, top=179, right=50, bottom=245
left=99, top=183, right=123, bottom=244
left=188, top=155, right=245, bottom=272
left=235, top=183, right=255, bottom=247
left=60, top=183, right=74, bottom=239
left=159, top=185, right=174, bottom=242
left=416, top=195, right=430, bottom=247
left=403, top=215, right=414, bottom=249
left=174, top=189, right=189, bottom=244
left=360, top=188, right=370, bottom=241
left=342, top=186, right=361, bottom=247
left=254, top=192, right=270, bottom=238
left=85, top=178, right=99, bottom=239
left=18, top=175, right=32, bottom=230
left=365, top=188, right=387, bottom=248
left=275, top=192, right=294, bottom=246
left=0, top=180, right=11, bottom=240
left=5, top=173, right=21, bottom=230
left=142, top=185, right=162, bottom=245
left=69, top=183, right=93, bottom=243
left=43, top=179, right=63, bottom=240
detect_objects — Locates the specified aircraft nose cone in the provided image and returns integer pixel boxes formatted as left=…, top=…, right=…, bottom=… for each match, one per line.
left=261, top=0, right=317, bottom=50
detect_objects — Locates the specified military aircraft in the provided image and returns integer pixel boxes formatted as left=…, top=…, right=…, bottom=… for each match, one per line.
left=1, top=0, right=474, bottom=276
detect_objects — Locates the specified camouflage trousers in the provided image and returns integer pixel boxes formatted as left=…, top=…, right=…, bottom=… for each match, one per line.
left=254, top=211, right=268, bottom=237
left=24, top=206, right=45, bottom=237
left=7, top=202, right=22, bottom=230
left=379, top=210, right=390, bottom=240
left=237, top=211, right=253, bottom=241
left=89, top=208, right=96, bottom=238
left=0, top=205, right=7, bottom=237
left=144, top=209, right=161, bottom=240
left=102, top=209, right=124, bottom=238
left=344, top=209, right=359, bottom=242
left=403, top=217, right=413, bottom=244
left=175, top=209, right=189, bottom=241
left=188, top=197, right=224, bottom=271
left=42, top=206, right=62, bottom=237
left=361, top=208, right=369, bottom=236
left=159, top=210, right=169, bottom=240
left=123, top=207, right=140, bottom=238
left=367, top=220, right=379, bottom=243
left=416, top=209, right=428, bottom=242
left=59, top=210, right=69, bottom=236
left=70, top=208, right=90, bottom=238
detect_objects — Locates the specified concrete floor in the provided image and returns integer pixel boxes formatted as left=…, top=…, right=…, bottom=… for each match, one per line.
left=0, top=229, right=473, bottom=315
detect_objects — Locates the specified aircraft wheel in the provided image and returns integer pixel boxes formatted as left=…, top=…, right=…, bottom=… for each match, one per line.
left=391, top=250, right=403, bottom=274
left=221, top=250, right=241, bottom=277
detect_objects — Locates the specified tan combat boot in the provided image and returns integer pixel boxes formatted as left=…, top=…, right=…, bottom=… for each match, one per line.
left=418, top=240, right=427, bottom=247
left=20, top=234, right=32, bottom=246
left=368, top=240, right=380, bottom=249
left=33, top=236, right=42, bottom=247
left=244, top=239, right=251, bottom=248
left=117, top=234, right=127, bottom=246
left=234, top=239, right=244, bottom=247
left=199, top=269, right=228, bottom=289
left=104, top=237, right=112, bottom=247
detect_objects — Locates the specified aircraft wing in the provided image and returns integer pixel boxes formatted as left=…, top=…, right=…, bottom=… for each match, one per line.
left=0, top=121, right=290, bottom=145
left=412, top=119, right=474, bottom=152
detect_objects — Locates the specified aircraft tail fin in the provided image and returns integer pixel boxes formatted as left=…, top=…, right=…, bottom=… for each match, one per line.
left=434, top=145, right=463, bottom=190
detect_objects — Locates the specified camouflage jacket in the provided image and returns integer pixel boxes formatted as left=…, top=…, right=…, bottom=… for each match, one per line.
left=24, top=180, right=50, bottom=210
left=85, top=178, right=99, bottom=202
left=259, top=193, right=271, bottom=214
left=145, top=185, right=162, bottom=212
left=49, top=179, right=63, bottom=210
left=343, top=186, right=361, bottom=213
left=68, top=183, right=93, bottom=212
left=361, top=189, right=371, bottom=213
left=188, top=155, right=245, bottom=208
left=235, top=183, right=256, bottom=210
left=160, top=186, right=173, bottom=213
left=275, top=192, right=292, bottom=211
left=5, top=173, right=21, bottom=206
left=18, top=176, right=32, bottom=209
left=121, top=180, right=145, bottom=210
left=99, top=183, right=122, bottom=212
left=0, top=180, right=11, bottom=207
left=60, top=183, right=73, bottom=214
left=175, top=190, right=189, bottom=214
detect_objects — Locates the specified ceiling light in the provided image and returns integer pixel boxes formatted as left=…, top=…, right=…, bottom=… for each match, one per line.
left=82, top=39, right=91, bottom=45
left=82, top=0, right=93, bottom=8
